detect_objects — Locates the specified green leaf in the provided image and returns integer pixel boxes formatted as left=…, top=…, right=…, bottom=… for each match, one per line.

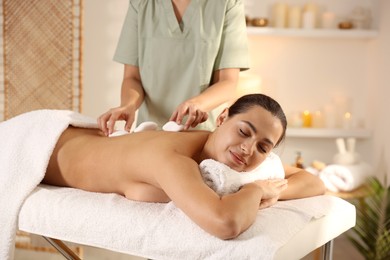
left=347, top=176, right=390, bottom=259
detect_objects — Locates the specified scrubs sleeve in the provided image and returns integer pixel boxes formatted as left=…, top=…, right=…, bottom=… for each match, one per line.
left=214, top=0, right=249, bottom=71
left=113, top=0, right=139, bottom=66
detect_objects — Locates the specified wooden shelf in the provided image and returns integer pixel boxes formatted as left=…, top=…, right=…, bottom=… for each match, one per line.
left=286, top=128, right=371, bottom=139
left=246, top=27, right=378, bottom=39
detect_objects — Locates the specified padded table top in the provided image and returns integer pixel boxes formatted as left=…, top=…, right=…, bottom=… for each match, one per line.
left=18, top=185, right=356, bottom=260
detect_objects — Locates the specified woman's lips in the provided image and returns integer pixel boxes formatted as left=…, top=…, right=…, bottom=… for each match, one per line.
left=230, top=151, right=246, bottom=166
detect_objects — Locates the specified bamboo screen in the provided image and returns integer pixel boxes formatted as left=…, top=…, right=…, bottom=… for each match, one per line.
left=0, top=0, right=83, bottom=121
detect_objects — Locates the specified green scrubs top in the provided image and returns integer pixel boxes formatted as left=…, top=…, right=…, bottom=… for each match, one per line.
left=114, top=0, right=249, bottom=130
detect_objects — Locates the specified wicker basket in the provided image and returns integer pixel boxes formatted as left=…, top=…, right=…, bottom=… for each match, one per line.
left=1, top=0, right=83, bottom=120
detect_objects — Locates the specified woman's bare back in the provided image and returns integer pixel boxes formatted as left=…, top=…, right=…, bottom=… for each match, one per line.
left=43, top=126, right=209, bottom=202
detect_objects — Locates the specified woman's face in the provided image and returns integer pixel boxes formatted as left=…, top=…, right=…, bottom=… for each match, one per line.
left=211, top=106, right=283, bottom=172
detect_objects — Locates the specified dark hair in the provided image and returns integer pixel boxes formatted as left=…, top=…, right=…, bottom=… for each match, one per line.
left=228, top=94, right=287, bottom=147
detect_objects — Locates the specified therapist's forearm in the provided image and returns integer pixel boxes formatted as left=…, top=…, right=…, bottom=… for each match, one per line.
left=194, top=81, right=236, bottom=111
left=190, top=68, right=239, bottom=112
left=120, top=77, right=145, bottom=109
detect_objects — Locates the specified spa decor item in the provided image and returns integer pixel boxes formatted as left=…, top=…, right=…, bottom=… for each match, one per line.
left=1, top=0, right=83, bottom=120
left=319, top=138, right=372, bottom=193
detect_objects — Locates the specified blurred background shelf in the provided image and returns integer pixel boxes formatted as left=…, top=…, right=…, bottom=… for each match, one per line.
left=246, top=27, right=378, bottom=39
left=286, top=128, right=371, bottom=139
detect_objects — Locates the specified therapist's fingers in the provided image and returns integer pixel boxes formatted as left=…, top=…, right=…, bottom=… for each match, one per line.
left=97, top=112, right=111, bottom=136
left=184, top=105, right=208, bottom=130
left=188, top=110, right=208, bottom=128
left=124, top=115, right=135, bottom=132
left=191, top=111, right=208, bottom=127
left=106, top=117, right=116, bottom=136
left=171, top=102, right=207, bottom=129
left=170, top=104, right=188, bottom=125
left=98, top=112, right=116, bottom=136
left=169, top=110, right=180, bottom=124
left=184, top=105, right=197, bottom=130
left=98, top=108, right=134, bottom=136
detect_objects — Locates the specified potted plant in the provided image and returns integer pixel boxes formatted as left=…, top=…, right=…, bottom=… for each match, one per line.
left=348, top=176, right=390, bottom=260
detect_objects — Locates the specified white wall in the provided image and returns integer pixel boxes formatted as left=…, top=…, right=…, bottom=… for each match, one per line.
left=83, top=0, right=127, bottom=118
left=368, top=0, right=390, bottom=181
left=83, top=0, right=389, bottom=178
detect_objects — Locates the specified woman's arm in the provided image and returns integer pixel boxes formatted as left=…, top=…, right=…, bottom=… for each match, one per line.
left=279, top=165, right=326, bottom=200
left=155, top=154, right=287, bottom=239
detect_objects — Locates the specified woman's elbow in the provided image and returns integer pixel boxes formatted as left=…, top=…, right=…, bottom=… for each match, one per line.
left=317, top=179, right=327, bottom=195
left=209, top=214, right=246, bottom=240
left=310, top=176, right=326, bottom=196
left=214, top=222, right=242, bottom=240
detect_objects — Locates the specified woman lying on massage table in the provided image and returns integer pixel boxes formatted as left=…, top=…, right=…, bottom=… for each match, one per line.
left=42, top=93, right=325, bottom=240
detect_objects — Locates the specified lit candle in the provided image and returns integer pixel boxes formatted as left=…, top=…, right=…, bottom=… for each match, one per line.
left=343, top=112, right=353, bottom=129
left=273, top=3, right=288, bottom=28
left=288, top=6, right=302, bottom=28
left=302, top=110, right=312, bottom=128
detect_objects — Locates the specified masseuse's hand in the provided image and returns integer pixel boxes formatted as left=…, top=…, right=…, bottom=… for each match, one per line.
left=170, top=101, right=208, bottom=130
left=98, top=105, right=137, bottom=136
left=255, top=179, right=288, bottom=207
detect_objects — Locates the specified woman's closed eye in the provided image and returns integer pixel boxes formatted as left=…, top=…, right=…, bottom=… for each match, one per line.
left=257, top=144, right=267, bottom=153
left=239, top=128, right=267, bottom=153
left=239, top=128, right=250, bottom=137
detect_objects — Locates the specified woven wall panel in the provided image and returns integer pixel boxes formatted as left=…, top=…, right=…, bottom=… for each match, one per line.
left=2, top=0, right=82, bottom=120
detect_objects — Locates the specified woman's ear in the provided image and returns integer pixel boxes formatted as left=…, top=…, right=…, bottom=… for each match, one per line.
left=216, top=108, right=229, bottom=126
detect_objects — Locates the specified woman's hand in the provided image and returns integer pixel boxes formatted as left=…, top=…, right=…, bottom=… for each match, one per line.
left=170, top=101, right=208, bottom=130
left=259, top=195, right=280, bottom=209
left=97, top=105, right=137, bottom=136
left=254, top=179, right=288, bottom=208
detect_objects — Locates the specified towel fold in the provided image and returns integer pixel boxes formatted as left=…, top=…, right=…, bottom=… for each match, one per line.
left=319, top=162, right=372, bottom=192
left=199, top=153, right=285, bottom=196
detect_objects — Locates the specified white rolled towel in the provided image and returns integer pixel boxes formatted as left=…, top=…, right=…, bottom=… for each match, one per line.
left=199, top=152, right=285, bottom=196
left=319, top=162, right=372, bottom=192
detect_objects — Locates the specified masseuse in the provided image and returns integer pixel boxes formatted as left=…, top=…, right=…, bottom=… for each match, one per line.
left=98, top=0, right=249, bottom=135
left=44, top=94, right=326, bottom=239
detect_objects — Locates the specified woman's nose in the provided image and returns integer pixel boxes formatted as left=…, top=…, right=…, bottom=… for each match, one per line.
left=241, top=140, right=255, bottom=155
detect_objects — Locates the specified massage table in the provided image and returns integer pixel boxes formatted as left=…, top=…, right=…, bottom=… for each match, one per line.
left=17, top=184, right=356, bottom=260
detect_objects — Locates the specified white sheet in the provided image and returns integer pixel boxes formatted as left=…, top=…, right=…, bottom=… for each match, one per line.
left=18, top=185, right=352, bottom=260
